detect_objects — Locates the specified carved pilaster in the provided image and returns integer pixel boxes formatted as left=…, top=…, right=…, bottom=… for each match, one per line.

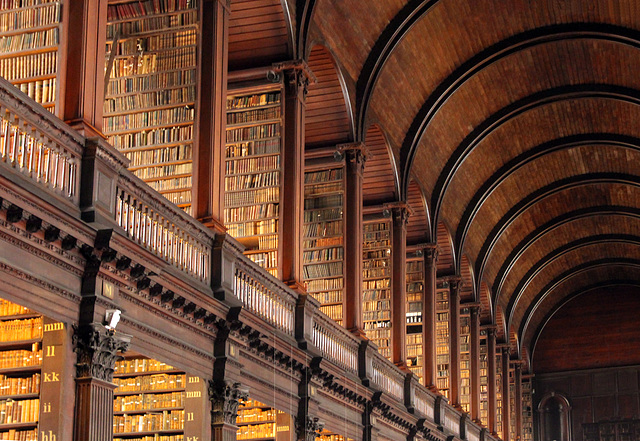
left=448, top=276, right=463, bottom=409
left=501, top=346, right=511, bottom=441
left=470, top=306, right=481, bottom=422
left=73, top=323, right=130, bottom=382
left=296, top=416, right=325, bottom=441
left=73, top=323, right=130, bottom=441
left=486, top=326, right=498, bottom=435
left=209, top=380, right=250, bottom=425
left=340, top=142, right=369, bottom=337
left=421, top=243, right=438, bottom=389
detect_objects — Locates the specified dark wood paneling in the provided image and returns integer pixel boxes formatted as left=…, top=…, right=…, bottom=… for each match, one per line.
left=362, top=125, right=397, bottom=205
left=229, top=0, right=290, bottom=69
left=305, top=46, right=352, bottom=148
left=534, top=287, right=640, bottom=373
left=405, top=179, right=429, bottom=244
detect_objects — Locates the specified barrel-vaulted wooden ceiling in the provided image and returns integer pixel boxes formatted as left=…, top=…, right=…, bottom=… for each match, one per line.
left=228, top=0, right=640, bottom=367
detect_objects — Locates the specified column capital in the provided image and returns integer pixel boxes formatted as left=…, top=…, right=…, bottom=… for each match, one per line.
left=296, top=416, right=325, bottom=441
left=72, top=323, right=131, bottom=382
left=416, top=242, right=439, bottom=263
left=500, top=345, right=511, bottom=357
left=208, top=380, right=250, bottom=425
left=384, top=201, right=413, bottom=226
left=272, top=59, right=317, bottom=97
left=338, top=142, right=371, bottom=168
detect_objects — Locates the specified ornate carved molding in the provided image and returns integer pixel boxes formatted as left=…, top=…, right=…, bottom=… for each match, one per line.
left=295, top=416, right=325, bottom=441
left=73, top=323, right=131, bottom=382
left=209, top=380, right=250, bottom=425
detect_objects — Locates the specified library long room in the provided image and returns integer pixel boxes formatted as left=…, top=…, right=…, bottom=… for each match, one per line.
left=0, top=1, right=638, bottom=441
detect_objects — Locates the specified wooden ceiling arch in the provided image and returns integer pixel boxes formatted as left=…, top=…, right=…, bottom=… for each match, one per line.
left=521, top=263, right=640, bottom=357
left=406, top=179, right=431, bottom=245
left=362, top=124, right=400, bottom=205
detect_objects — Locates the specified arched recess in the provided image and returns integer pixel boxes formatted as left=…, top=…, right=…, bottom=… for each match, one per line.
left=362, top=125, right=399, bottom=205
left=405, top=179, right=431, bottom=245
left=538, top=393, right=572, bottom=441
left=228, top=0, right=293, bottom=70
left=459, top=255, right=474, bottom=303
left=436, top=222, right=455, bottom=276
left=305, top=45, right=354, bottom=148
left=479, top=282, right=492, bottom=323
left=495, top=305, right=507, bottom=343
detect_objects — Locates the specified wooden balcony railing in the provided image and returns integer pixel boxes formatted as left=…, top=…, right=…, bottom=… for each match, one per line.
left=413, top=377, right=436, bottom=420
left=311, top=311, right=359, bottom=375
left=367, top=346, right=405, bottom=401
left=0, top=78, right=81, bottom=208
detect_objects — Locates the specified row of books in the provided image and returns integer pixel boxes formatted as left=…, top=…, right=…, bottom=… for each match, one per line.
left=0, top=301, right=32, bottom=318
left=407, top=346, right=422, bottom=358
left=114, top=435, right=182, bottom=441
left=159, top=190, right=190, bottom=205
left=225, top=220, right=277, bottom=239
left=364, top=299, right=390, bottom=310
left=113, top=410, right=184, bottom=434
left=0, top=428, right=37, bottom=441
left=237, top=407, right=276, bottom=423
left=225, top=171, right=279, bottom=192
left=110, top=126, right=192, bottom=151
left=363, top=321, right=391, bottom=330
left=0, top=346, right=41, bottom=369
left=304, top=182, right=343, bottom=198
left=133, top=162, right=191, bottom=180
left=305, top=279, right=342, bottom=293
left=406, top=314, right=422, bottom=324
left=363, top=279, right=390, bottom=290
left=305, top=169, right=343, bottom=184
left=126, top=144, right=192, bottom=167
left=114, top=391, right=185, bottom=412
left=0, top=2, right=60, bottom=34
left=302, top=262, right=342, bottom=279
left=224, top=186, right=279, bottom=207
left=363, top=268, right=390, bottom=279
left=0, top=373, right=39, bottom=396
left=237, top=422, right=274, bottom=439
left=302, top=237, right=342, bottom=250
left=303, top=247, right=343, bottom=262
left=109, top=29, right=196, bottom=56
left=0, top=318, right=42, bottom=342
left=303, top=221, right=342, bottom=239
left=406, top=261, right=423, bottom=273
left=107, top=69, right=196, bottom=96
left=108, top=12, right=196, bottom=42
left=0, top=27, right=57, bottom=53
left=16, top=77, right=55, bottom=105
left=0, top=397, right=38, bottom=424
left=110, top=49, right=195, bottom=79
left=303, top=194, right=342, bottom=210
left=226, top=139, right=279, bottom=158
left=225, top=155, right=279, bottom=176
left=113, top=373, right=186, bottom=393
left=320, top=304, right=342, bottom=321
left=407, top=292, right=422, bottom=302
left=107, top=0, right=197, bottom=21
left=104, top=86, right=196, bottom=115
left=247, top=251, right=277, bottom=270
left=224, top=203, right=278, bottom=224
left=147, top=176, right=191, bottom=192
left=227, top=106, right=280, bottom=125
left=226, top=123, right=280, bottom=143
left=363, top=290, right=390, bottom=301
left=303, top=208, right=342, bottom=224
left=363, top=310, right=390, bottom=321
left=363, top=249, right=391, bottom=261
left=115, top=358, right=175, bottom=374
left=407, top=271, right=423, bottom=282
left=104, top=106, right=194, bottom=132
left=227, top=93, right=280, bottom=110
left=0, top=50, right=56, bottom=82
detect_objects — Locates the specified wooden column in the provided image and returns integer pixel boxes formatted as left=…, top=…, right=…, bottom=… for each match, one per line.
left=515, top=363, right=523, bottom=441
left=502, top=347, right=511, bottom=441
left=487, top=327, right=498, bottom=436
left=422, top=244, right=438, bottom=389
left=73, top=324, right=130, bottom=441
left=389, top=202, right=411, bottom=369
left=470, top=305, right=481, bottom=422
left=276, top=60, right=314, bottom=290
left=61, top=0, right=108, bottom=137
left=195, top=0, right=230, bottom=232
left=342, top=143, right=368, bottom=337
left=449, top=277, right=462, bottom=409
left=210, top=380, right=249, bottom=441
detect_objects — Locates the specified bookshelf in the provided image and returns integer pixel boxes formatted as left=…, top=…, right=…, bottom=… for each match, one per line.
left=496, top=350, right=503, bottom=440
left=479, top=336, right=488, bottom=428
left=224, top=89, right=282, bottom=278
left=303, top=166, right=345, bottom=324
left=362, top=220, right=392, bottom=358
left=318, top=429, right=354, bottom=441
left=113, top=355, right=206, bottom=441
left=236, top=398, right=291, bottom=441
left=435, top=288, right=450, bottom=398
left=459, top=310, right=471, bottom=413
left=104, top=0, right=199, bottom=215
left=406, top=256, right=424, bottom=381
left=522, top=377, right=533, bottom=441
left=0, top=299, right=65, bottom=441
left=509, top=370, right=516, bottom=441
left=0, top=0, right=61, bottom=114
